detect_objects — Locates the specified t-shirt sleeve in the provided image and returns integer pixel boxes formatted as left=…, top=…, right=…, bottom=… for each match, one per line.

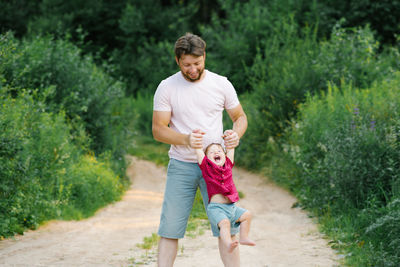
left=153, top=81, right=171, bottom=111
left=223, top=78, right=240, bottom=110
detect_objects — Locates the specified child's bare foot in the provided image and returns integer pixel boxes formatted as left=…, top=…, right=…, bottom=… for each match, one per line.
left=228, top=240, right=239, bottom=253
left=240, top=238, right=256, bottom=246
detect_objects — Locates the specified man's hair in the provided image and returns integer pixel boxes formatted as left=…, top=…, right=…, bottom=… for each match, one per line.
left=174, top=33, right=206, bottom=60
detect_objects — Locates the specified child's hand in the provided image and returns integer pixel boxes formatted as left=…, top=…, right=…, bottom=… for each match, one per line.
left=190, top=129, right=205, bottom=149
left=222, top=130, right=239, bottom=149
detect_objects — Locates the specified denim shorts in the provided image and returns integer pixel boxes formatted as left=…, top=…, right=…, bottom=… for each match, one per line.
left=207, top=202, right=247, bottom=237
left=158, top=158, right=209, bottom=239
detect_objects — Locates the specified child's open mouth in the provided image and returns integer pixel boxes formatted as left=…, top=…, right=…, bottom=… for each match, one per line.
left=214, top=155, right=221, bottom=163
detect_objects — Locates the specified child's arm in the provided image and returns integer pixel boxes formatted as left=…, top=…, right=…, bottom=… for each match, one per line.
left=191, top=129, right=205, bottom=164
left=223, top=130, right=235, bottom=163
left=226, top=148, right=235, bottom=164
left=195, top=148, right=205, bottom=165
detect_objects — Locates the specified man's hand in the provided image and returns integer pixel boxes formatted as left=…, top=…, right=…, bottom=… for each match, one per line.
left=189, top=129, right=205, bottom=149
left=223, top=130, right=239, bottom=149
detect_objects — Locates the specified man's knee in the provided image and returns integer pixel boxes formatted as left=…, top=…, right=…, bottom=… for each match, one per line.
left=159, top=237, right=178, bottom=245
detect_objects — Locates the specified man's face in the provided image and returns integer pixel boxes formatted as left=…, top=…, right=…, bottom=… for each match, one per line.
left=176, top=53, right=205, bottom=82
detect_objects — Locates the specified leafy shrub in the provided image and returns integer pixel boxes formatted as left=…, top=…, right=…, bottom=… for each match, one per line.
left=311, top=0, right=400, bottom=45
left=0, top=85, right=76, bottom=236
left=236, top=24, right=398, bottom=170
left=1, top=33, right=125, bottom=155
left=113, top=40, right=176, bottom=96
left=202, top=0, right=305, bottom=94
left=312, top=23, right=393, bottom=90
left=235, top=17, right=319, bottom=169
left=0, top=33, right=127, bottom=236
left=276, top=73, right=400, bottom=265
left=289, top=74, right=400, bottom=208
left=61, top=154, right=124, bottom=218
left=0, top=85, right=125, bottom=238
left=113, top=0, right=197, bottom=95
left=364, top=198, right=400, bottom=266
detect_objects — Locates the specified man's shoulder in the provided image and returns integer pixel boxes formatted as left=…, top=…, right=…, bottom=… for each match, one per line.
left=205, top=70, right=229, bottom=81
left=205, top=70, right=235, bottom=89
left=160, top=71, right=182, bottom=85
left=155, top=72, right=182, bottom=95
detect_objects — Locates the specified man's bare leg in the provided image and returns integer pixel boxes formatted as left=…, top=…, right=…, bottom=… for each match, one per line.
left=157, top=237, right=178, bottom=267
left=238, top=211, right=256, bottom=246
left=218, top=234, right=240, bottom=267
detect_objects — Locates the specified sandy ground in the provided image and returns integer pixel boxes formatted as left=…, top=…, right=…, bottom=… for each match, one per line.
left=0, top=157, right=339, bottom=267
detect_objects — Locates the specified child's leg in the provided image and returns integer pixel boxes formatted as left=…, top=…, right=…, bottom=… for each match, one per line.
left=218, top=219, right=239, bottom=253
left=237, top=211, right=256, bottom=246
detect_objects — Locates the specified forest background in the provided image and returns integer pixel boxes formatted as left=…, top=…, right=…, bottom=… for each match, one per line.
left=1, top=0, right=399, bottom=266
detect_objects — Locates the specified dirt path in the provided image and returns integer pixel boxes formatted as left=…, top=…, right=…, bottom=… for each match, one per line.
left=0, top=157, right=338, bottom=266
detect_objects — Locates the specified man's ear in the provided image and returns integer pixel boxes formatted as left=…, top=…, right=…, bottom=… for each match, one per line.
left=175, top=56, right=179, bottom=66
left=203, top=52, right=206, bottom=61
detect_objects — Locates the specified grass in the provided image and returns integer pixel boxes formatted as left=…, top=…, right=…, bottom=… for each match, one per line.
left=136, top=233, right=160, bottom=250
left=127, top=135, right=170, bottom=166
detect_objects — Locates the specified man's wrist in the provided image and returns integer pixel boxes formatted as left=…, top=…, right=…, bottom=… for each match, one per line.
left=185, top=133, right=191, bottom=146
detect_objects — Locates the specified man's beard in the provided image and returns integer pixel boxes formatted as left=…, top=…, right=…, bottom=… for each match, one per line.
left=182, top=67, right=204, bottom=82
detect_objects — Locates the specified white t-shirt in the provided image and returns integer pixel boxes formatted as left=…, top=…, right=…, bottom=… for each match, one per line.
left=153, top=70, right=240, bottom=163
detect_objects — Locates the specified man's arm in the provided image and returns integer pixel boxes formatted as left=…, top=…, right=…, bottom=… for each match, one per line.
left=152, top=111, right=205, bottom=150
left=152, top=111, right=190, bottom=145
left=224, top=104, right=248, bottom=149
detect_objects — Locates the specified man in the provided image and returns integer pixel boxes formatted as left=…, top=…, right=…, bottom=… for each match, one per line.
left=152, top=32, right=247, bottom=267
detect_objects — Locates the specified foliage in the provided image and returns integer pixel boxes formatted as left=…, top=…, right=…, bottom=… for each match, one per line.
left=274, top=73, right=400, bottom=265
left=312, top=22, right=393, bottom=90
left=0, top=86, right=124, bottom=238
left=113, top=0, right=198, bottom=95
left=0, top=32, right=133, bottom=179
left=61, top=153, right=125, bottom=219
left=236, top=23, right=397, bottom=170
left=0, top=0, right=40, bottom=37
left=311, top=0, right=400, bottom=45
left=233, top=17, right=319, bottom=169
left=2, top=33, right=125, bottom=155
left=202, top=0, right=306, bottom=94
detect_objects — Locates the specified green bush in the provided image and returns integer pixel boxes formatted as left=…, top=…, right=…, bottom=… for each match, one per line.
left=61, top=154, right=124, bottom=219
left=1, top=33, right=125, bottom=155
left=0, top=34, right=127, bottom=237
left=287, top=76, right=400, bottom=209
left=311, top=0, right=400, bottom=45
left=236, top=24, right=397, bottom=170
left=112, top=0, right=197, bottom=95
left=234, top=17, right=319, bottom=169
left=365, top=198, right=400, bottom=266
left=276, top=73, right=400, bottom=265
left=312, top=23, right=393, bottom=90
left=0, top=85, right=125, bottom=238
left=202, top=0, right=305, bottom=94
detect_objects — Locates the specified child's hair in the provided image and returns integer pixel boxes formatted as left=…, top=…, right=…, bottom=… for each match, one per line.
left=204, top=143, right=225, bottom=155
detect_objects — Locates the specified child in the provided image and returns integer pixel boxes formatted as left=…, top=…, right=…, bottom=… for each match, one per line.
left=195, top=141, right=256, bottom=253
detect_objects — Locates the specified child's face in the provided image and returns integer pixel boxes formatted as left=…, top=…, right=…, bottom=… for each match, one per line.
left=206, top=144, right=226, bottom=166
